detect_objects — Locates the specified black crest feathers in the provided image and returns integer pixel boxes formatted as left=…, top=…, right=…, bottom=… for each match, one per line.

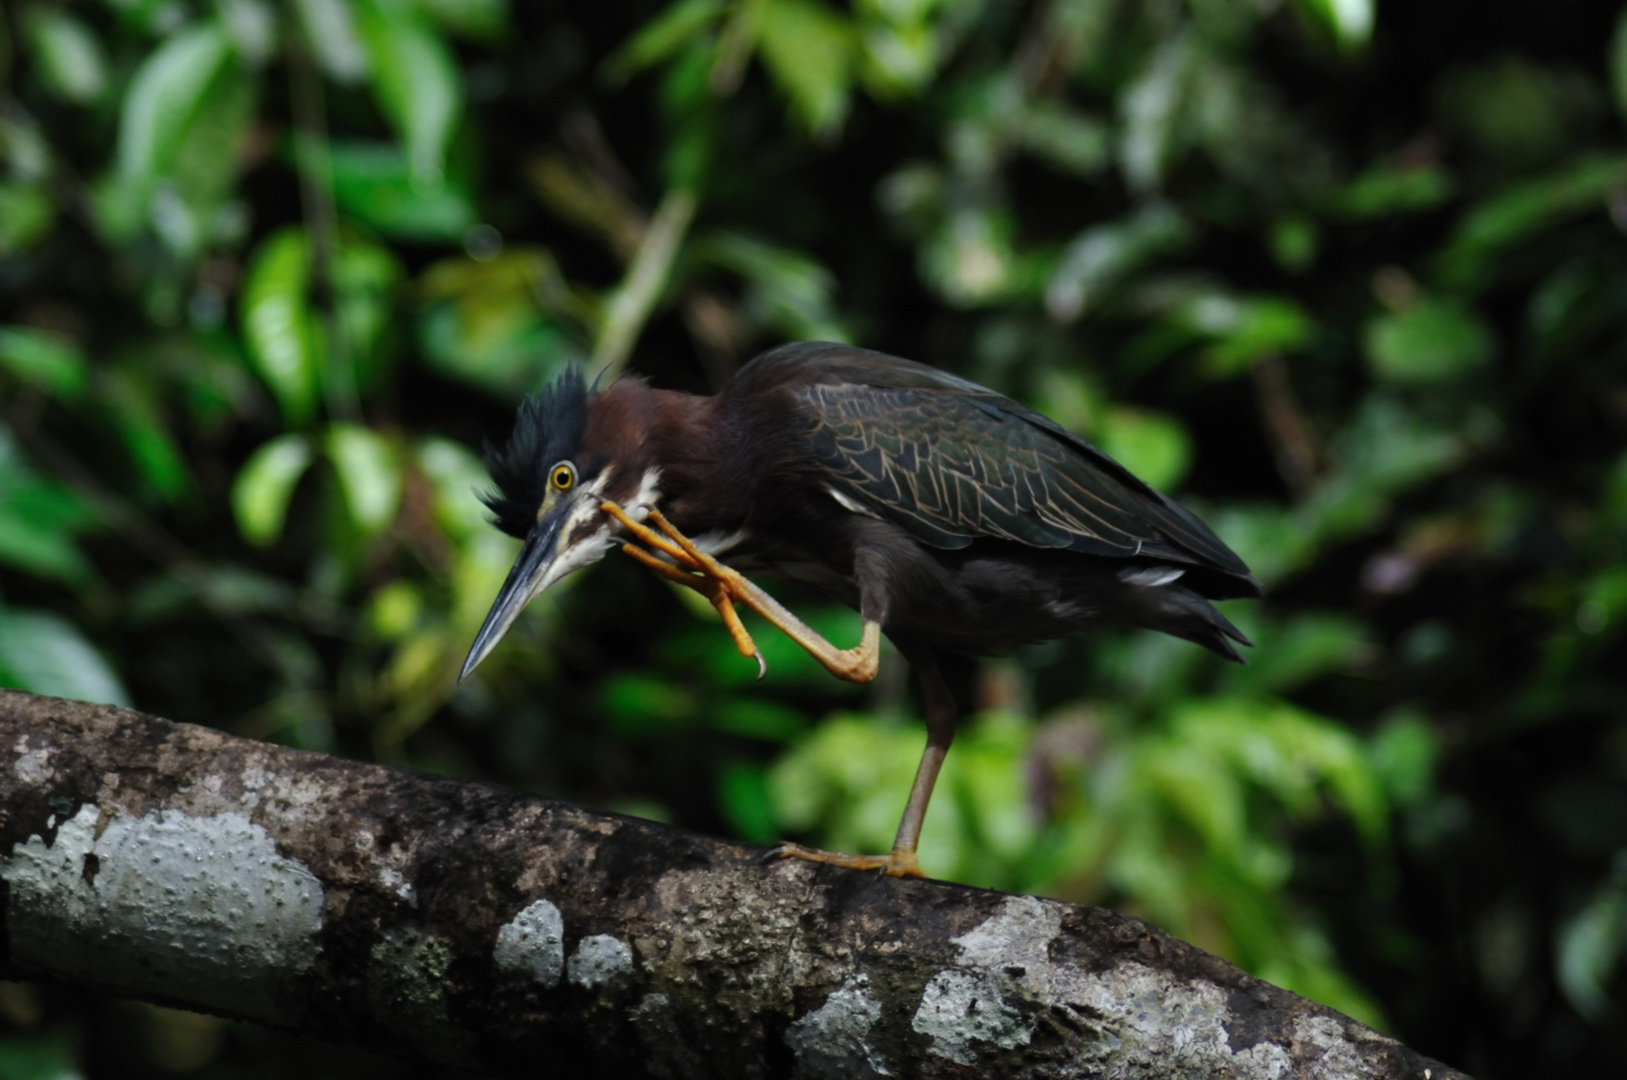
left=481, top=367, right=589, bottom=538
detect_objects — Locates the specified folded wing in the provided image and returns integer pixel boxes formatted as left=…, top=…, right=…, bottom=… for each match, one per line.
left=767, top=343, right=1258, bottom=597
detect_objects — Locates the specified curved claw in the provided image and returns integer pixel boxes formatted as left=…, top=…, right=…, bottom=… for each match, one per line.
left=758, top=841, right=926, bottom=878
left=754, top=650, right=767, bottom=680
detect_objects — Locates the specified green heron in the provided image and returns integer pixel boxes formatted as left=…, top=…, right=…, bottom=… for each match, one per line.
left=461, top=342, right=1260, bottom=877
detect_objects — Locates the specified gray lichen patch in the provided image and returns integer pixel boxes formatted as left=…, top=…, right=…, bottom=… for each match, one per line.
left=916, top=894, right=1391, bottom=1077
left=912, top=968, right=1032, bottom=1064
left=12, top=743, right=53, bottom=784
left=909, top=895, right=1059, bottom=1064
left=953, top=894, right=1062, bottom=971
left=493, top=898, right=564, bottom=986
left=785, top=973, right=890, bottom=1079
left=568, top=934, right=633, bottom=989
left=378, top=867, right=417, bottom=904
left=0, top=804, right=323, bottom=1024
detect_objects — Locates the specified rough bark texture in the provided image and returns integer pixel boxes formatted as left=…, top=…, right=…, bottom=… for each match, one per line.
left=0, top=690, right=1469, bottom=1079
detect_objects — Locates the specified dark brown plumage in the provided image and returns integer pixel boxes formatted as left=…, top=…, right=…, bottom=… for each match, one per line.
left=463, top=341, right=1261, bottom=876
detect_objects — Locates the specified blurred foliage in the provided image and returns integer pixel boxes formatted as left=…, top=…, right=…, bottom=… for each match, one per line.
left=1, top=0, right=1626, bottom=1075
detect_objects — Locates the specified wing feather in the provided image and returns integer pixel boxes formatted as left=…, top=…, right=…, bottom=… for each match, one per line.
left=759, top=343, right=1255, bottom=586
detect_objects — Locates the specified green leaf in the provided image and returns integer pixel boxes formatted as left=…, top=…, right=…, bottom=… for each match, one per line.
left=1578, top=563, right=1627, bottom=634
left=415, top=437, right=492, bottom=539
left=232, top=434, right=316, bottom=546
left=26, top=7, right=109, bottom=103
left=326, top=423, right=402, bottom=535
left=328, top=142, right=476, bottom=240
left=293, top=0, right=369, bottom=82
left=367, top=580, right=423, bottom=638
left=1367, top=709, right=1438, bottom=808
left=601, top=672, right=697, bottom=735
left=1167, top=697, right=1388, bottom=846
left=0, top=502, right=94, bottom=583
left=755, top=0, right=855, bottom=134
left=417, top=0, right=508, bottom=39
left=356, top=3, right=463, bottom=188
left=1324, top=162, right=1454, bottom=221
left=0, top=1031, right=82, bottom=1080
left=715, top=699, right=810, bottom=741
left=1118, top=32, right=1194, bottom=194
left=1613, top=9, right=1627, bottom=122
left=1269, top=215, right=1318, bottom=272
left=217, top=0, right=279, bottom=64
left=0, top=427, right=97, bottom=583
left=115, top=22, right=234, bottom=186
left=0, top=185, right=56, bottom=253
left=0, top=326, right=87, bottom=399
left=417, top=250, right=585, bottom=397
left=1225, top=613, right=1371, bottom=696
left=1365, top=300, right=1495, bottom=386
left=920, top=206, right=1037, bottom=307
left=1292, top=0, right=1373, bottom=50
left=858, top=19, right=939, bottom=98
left=1046, top=203, right=1190, bottom=322
left=333, top=235, right=406, bottom=389
left=240, top=228, right=321, bottom=423
left=103, top=366, right=191, bottom=501
left=0, top=607, right=130, bottom=707
left=711, top=697, right=807, bottom=741
left=605, top=0, right=726, bottom=82
left=717, top=759, right=779, bottom=843
left=1303, top=397, right=1470, bottom=544
left=1438, top=154, right=1627, bottom=290
left=693, top=231, right=849, bottom=341
left=1190, top=295, right=1315, bottom=378
left=1097, top=407, right=1191, bottom=491
left=1556, top=866, right=1627, bottom=1023
left=157, top=57, right=256, bottom=256
left=1017, top=102, right=1111, bottom=176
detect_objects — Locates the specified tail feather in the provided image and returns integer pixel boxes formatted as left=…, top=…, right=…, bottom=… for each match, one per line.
left=1135, top=582, right=1252, bottom=664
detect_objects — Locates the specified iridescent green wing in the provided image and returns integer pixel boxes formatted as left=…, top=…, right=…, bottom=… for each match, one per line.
left=774, top=346, right=1251, bottom=577
left=795, top=381, right=1156, bottom=556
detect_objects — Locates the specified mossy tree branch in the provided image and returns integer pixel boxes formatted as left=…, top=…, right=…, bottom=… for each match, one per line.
left=0, top=691, right=1468, bottom=1079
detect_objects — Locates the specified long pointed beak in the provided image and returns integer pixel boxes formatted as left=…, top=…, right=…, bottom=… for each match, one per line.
left=459, top=513, right=567, bottom=683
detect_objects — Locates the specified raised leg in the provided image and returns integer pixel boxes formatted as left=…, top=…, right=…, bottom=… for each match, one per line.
left=601, top=500, right=881, bottom=684
left=767, top=648, right=959, bottom=879
left=619, top=542, right=766, bottom=677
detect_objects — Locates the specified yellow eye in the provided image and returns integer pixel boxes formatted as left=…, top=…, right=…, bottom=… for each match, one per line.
left=550, top=463, right=575, bottom=491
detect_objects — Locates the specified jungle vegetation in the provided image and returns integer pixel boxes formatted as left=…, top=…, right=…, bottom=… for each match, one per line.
left=0, top=0, right=1624, bottom=1074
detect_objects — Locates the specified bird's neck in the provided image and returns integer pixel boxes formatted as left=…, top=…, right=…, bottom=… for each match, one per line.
left=644, top=386, right=743, bottom=526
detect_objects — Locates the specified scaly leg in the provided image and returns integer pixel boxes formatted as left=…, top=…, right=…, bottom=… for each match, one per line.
left=619, top=542, right=765, bottom=678
left=766, top=648, right=957, bottom=878
left=600, top=497, right=934, bottom=875
left=600, top=500, right=881, bottom=684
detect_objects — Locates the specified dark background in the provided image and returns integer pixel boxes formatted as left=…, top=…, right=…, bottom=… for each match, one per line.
left=1, top=0, right=1624, bottom=1075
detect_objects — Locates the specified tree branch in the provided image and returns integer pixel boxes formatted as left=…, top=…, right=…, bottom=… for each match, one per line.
left=0, top=691, right=1468, bottom=1079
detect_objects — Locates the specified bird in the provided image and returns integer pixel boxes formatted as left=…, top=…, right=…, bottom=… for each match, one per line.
left=460, top=341, right=1261, bottom=877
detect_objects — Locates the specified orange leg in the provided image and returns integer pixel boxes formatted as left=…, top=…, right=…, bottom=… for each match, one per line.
left=600, top=500, right=881, bottom=683
left=600, top=498, right=947, bottom=879
left=619, top=542, right=765, bottom=677
left=764, top=649, right=955, bottom=879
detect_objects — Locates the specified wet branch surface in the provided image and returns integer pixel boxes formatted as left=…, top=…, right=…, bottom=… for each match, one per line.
left=0, top=691, right=1469, bottom=1079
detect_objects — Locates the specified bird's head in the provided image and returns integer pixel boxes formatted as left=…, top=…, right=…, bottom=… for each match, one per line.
left=459, top=368, right=659, bottom=682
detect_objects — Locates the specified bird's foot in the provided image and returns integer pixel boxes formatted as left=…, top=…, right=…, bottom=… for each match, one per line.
left=600, top=500, right=767, bottom=676
left=761, top=841, right=925, bottom=879
left=599, top=499, right=880, bottom=686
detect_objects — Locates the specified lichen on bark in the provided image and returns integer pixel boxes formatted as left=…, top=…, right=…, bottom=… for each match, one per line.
left=0, top=690, right=1470, bottom=1080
